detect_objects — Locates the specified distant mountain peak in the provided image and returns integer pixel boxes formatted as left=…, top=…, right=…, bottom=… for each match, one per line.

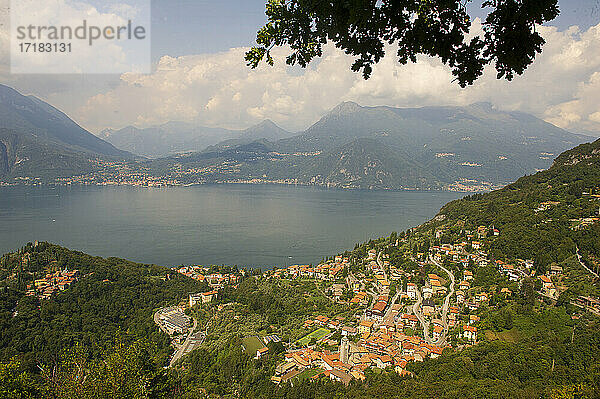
left=328, top=101, right=362, bottom=116
left=467, top=102, right=496, bottom=112
left=254, top=119, right=277, bottom=128
left=242, top=119, right=289, bottom=140
left=246, top=119, right=283, bottom=132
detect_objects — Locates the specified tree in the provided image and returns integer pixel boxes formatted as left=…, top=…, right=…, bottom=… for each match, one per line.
left=246, top=0, right=559, bottom=87
left=0, top=357, right=39, bottom=399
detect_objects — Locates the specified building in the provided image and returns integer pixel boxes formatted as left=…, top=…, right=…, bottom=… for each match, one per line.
left=158, top=307, right=191, bottom=335
left=341, top=326, right=358, bottom=336
left=359, top=320, right=374, bottom=335
left=432, top=325, right=443, bottom=340
left=189, top=290, right=218, bottom=306
left=256, top=346, right=269, bottom=359
left=462, top=325, right=477, bottom=342
left=422, top=300, right=435, bottom=316
left=340, top=336, right=350, bottom=364
left=407, top=283, right=417, bottom=299
left=189, top=293, right=202, bottom=307
left=549, top=264, right=563, bottom=275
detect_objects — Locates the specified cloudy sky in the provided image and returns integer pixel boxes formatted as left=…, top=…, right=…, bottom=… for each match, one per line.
left=1, top=0, right=600, bottom=135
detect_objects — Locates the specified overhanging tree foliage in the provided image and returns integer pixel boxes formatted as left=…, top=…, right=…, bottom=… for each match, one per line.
left=246, top=0, right=559, bottom=87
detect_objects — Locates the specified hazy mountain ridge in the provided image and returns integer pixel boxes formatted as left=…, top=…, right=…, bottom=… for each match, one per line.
left=0, top=85, right=130, bottom=158
left=101, top=119, right=293, bottom=158
left=159, top=102, right=590, bottom=190
left=0, top=128, right=100, bottom=180
left=0, top=85, right=134, bottom=180
left=0, top=83, right=592, bottom=190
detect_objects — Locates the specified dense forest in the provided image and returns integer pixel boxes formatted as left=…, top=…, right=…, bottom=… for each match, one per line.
left=0, top=242, right=205, bottom=367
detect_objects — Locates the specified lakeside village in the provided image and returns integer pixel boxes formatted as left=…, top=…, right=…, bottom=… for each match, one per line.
left=1, top=158, right=499, bottom=193
left=152, top=224, right=600, bottom=386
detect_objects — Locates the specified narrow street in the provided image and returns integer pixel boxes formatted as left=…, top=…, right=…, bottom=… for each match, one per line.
left=376, top=251, right=388, bottom=281
left=383, top=291, right=401, bottom=321
left=430, top=256, right=456, bottom=346
left=412, top=285, right=433, bottom=345
left=410, top=256, right=456, bottom=346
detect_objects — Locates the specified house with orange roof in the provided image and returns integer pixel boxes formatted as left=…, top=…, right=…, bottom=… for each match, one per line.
left=462, top=325, right=477, bottom=342
left=374, top=354, right=393, bottom=369
left=432, top=325, right=443, bottom=340
left=359, top=320, right=374, bottom=335
left=400, top=313, right=418, bottom=329
left=256, top=346, right=269, bottom=359
left=539, top=275, right=553, bottom=288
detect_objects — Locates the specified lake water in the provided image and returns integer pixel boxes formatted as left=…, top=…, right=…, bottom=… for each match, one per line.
left=0, top=185, right=464, bottom=268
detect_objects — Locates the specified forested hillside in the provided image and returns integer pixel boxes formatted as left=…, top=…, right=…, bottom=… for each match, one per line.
left=429, top=138, right=600, bottom=279
left=0, top=242, right=205, bottom=367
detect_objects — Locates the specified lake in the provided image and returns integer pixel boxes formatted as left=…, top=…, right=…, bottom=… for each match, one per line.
left=0, top=185, right=465, bottom=268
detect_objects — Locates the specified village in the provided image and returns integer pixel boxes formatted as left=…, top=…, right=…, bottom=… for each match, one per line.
left=144, top=202, right=600, bottom=386
left=257, top=223, right=600, bottom=386
left=26, top=269, right=81, bottom=300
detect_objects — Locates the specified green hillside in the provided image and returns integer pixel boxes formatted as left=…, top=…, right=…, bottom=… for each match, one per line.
left=139, top=102, right=592, bottom=191
left=0, top=129, right=100, bottom=180
left=428, top=137, right=600, bottom=280
left=0, top=242, right=205, bottom=367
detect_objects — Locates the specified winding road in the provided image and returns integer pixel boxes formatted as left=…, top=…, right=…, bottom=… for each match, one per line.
left=576, top=246, right=599, bottom=278
left=411, top=256, right=456, bottom=346
left=412, top=284, right=432, bottom=344
left=430, top=256, right=456, bottom=346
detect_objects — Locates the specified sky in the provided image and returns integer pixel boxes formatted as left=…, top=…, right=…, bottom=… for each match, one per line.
left=1, top=0, right=600, bottom=135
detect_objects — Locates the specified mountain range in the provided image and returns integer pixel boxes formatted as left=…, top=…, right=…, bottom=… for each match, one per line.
left=100, top=119, right=293, bottom=158
left=0, top=83, right=593, bottom=189
left=155, top=101, right=591, bottom=189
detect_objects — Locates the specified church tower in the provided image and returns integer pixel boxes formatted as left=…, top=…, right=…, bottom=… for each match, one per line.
left=340, top=336, right=349, bottom=364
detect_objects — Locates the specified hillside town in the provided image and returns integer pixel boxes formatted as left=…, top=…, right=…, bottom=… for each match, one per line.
left=146, top=214, right=600, bottom=387
left=26, top=269, right=80, bottom=300
left=257, top=221, right=600, bottom=385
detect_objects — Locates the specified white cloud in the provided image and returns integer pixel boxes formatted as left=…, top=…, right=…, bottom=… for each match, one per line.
left=2, top=9, right=599, bottom=136
left=75, top=20, right=600, bottom=135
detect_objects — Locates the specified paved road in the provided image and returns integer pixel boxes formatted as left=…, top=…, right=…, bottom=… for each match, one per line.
left=412, top=284, right=433, bottom=345
left=430, top=256, right=456, bottom=346
left=169, top=317, right=198, bottom=367
left=576, top=246, right=599, bottom=278
left=383, top=291, right=401, bottom=322
left=410, top=257, right=456, bottom=346
left=376, top=251, right=388, bottom=281
left=153, top=310, right=169, bottom=335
